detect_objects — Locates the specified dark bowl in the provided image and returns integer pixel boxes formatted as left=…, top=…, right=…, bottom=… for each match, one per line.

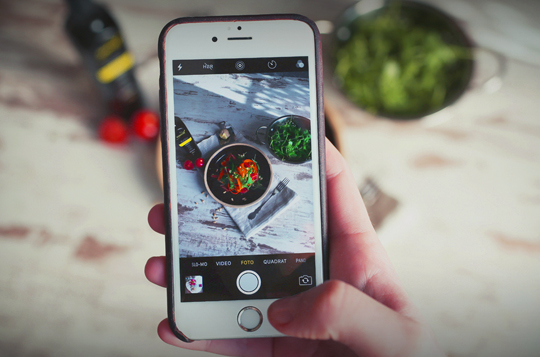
left=204, top=143, right=273, bottom=208
left=256, top=115, right=312, bottom=164
left=333, top=0, right=474, bottom=120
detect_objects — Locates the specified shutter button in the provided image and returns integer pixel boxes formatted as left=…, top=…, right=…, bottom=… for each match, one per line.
left=236, top=270, right=261, bottom=295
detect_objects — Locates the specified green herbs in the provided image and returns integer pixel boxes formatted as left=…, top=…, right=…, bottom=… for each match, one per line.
left=269, top=118, right=311, bottom=162
left=334, top=3, right=471, bottom=118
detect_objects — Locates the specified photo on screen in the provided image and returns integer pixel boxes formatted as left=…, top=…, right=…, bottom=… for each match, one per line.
left=173, top=58, right=315, bottom=259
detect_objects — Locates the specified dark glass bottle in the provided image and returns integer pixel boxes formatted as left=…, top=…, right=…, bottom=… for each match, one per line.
left=175, top=117, right=202, bottom=161
left=64, top=0, right=143, bottom=119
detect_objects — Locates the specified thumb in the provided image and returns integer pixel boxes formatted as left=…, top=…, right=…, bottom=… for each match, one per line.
left=268, top=280, right=430, bottom=356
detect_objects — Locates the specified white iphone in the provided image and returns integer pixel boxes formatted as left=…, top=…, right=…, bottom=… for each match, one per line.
left=158, top=14, right=327, bottom=341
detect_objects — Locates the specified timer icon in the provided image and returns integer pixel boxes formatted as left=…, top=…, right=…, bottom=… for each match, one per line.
left=267, top=60, right=277, bottom=69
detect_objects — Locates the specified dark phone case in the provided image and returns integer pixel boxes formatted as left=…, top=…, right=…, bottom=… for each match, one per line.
left=158, top=14, right=328, bottom=342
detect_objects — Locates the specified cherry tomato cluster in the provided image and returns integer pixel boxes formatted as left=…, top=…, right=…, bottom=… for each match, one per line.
left=184, top=157, right=204, bottom=170
left=98, top=109, right=160, bottom=144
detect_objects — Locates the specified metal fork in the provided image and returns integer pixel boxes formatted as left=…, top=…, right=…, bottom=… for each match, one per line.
left=360, top=178, right=380, bottom=208
left=248, top=178, right=290, bottom=220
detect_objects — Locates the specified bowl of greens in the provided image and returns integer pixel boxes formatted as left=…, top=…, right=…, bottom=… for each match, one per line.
left=333, top=0, right=474, bottom=119
left=256, top=115, right=311, bottom=164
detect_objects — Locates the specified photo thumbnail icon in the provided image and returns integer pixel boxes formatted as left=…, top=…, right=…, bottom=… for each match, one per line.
left=186, top=275, right=203, bottom=294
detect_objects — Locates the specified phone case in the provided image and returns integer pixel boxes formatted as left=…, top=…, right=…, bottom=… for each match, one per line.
left=158, top=14, right=328, bottom=342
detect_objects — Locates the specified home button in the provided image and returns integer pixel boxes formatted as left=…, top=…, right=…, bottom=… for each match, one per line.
left=237, top=306, right=263, bottom=332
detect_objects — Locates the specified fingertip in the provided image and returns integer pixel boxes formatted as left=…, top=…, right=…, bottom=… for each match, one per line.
left=270, top=281, right=412, bottom=356
left=148, top=203, right=166, bottom=234
left=325, top=137, right=338, bottom=153
left=268, top=296, right=298, bottom=329
left=268, top=281, right=358, bottom=341
left=144, top=256, right=167, bottom=287
left=157, top=318, right=180, bottom=345
left=157, top=318, right=212, bottom=350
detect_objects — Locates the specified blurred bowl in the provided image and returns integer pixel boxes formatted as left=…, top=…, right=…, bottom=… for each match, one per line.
left=333, top=0, right=474, bottom=119
left=204, top=143, right=273, bottom=208
left=256, top=115, right=312, bottom=164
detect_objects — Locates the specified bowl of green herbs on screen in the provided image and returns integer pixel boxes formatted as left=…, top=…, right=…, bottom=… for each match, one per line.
left=256, top=115, right=311, bottom=164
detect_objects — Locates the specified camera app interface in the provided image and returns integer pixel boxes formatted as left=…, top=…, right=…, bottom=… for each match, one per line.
left=172, top=57, right=317, bottom=302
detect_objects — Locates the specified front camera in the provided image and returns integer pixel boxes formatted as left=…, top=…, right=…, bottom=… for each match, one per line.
left=237, top=26, right=242, bottom=30
left=212, top=37, right=218, bottom=42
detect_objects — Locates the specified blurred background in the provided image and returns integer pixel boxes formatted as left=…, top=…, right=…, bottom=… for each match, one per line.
left=1, top=0, right=539, bottom=356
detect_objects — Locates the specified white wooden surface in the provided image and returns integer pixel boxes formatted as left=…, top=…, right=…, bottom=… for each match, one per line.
left=173, top=73, right=315, bottom=257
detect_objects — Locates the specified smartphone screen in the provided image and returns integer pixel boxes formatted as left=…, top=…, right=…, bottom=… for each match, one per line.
left=173, top=56, right=318, bottom=302
left=161, top=16, right=325, bottom=339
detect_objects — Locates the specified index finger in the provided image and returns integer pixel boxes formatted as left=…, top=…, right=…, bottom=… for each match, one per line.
left=148, top=203, right=165, bottom=234
left=325, top=140, right=409, bottom=311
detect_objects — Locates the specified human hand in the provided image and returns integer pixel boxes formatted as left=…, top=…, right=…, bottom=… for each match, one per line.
left=145, top=139, right=444, bottom=356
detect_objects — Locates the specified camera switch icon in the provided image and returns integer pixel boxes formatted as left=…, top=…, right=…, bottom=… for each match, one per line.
left=299, top=275, right=313, bottom=286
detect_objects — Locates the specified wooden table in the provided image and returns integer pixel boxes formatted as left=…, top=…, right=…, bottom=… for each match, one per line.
left=3, top=0, right=540, bottom=356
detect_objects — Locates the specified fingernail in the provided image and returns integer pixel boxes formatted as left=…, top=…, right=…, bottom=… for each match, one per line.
left=268, top=296, right=298, bottom=325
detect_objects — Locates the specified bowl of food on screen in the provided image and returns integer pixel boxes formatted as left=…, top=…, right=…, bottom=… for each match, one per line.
left=332, top=0, right=474, bottom=120
left=256, top=115, right=312, bottom=164
left=204, top=143, right=273, bottom=208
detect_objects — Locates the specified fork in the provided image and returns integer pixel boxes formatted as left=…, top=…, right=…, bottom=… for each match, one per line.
left=360, top=178, right=380, bottom=208
left=248, top=178, right=290, bottom=220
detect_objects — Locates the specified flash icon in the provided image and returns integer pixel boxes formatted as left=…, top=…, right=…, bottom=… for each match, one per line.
left=177, top=63, right=183, bottom=71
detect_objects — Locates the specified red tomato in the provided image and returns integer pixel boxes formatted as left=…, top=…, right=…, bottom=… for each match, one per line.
left=195, top=157, right=204, bottom=168
left=184, top=160, right=194, bottom=170
left=98, top=115, right=128, bottom=143
left=132, top=109, right=160, bottom=140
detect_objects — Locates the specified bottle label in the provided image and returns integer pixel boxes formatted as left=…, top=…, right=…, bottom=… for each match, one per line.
left=95, top=34, right=123, bottom=61
left=179, top=136, right=193, bottom=147
left=96, top=52, right=134, bottom=83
